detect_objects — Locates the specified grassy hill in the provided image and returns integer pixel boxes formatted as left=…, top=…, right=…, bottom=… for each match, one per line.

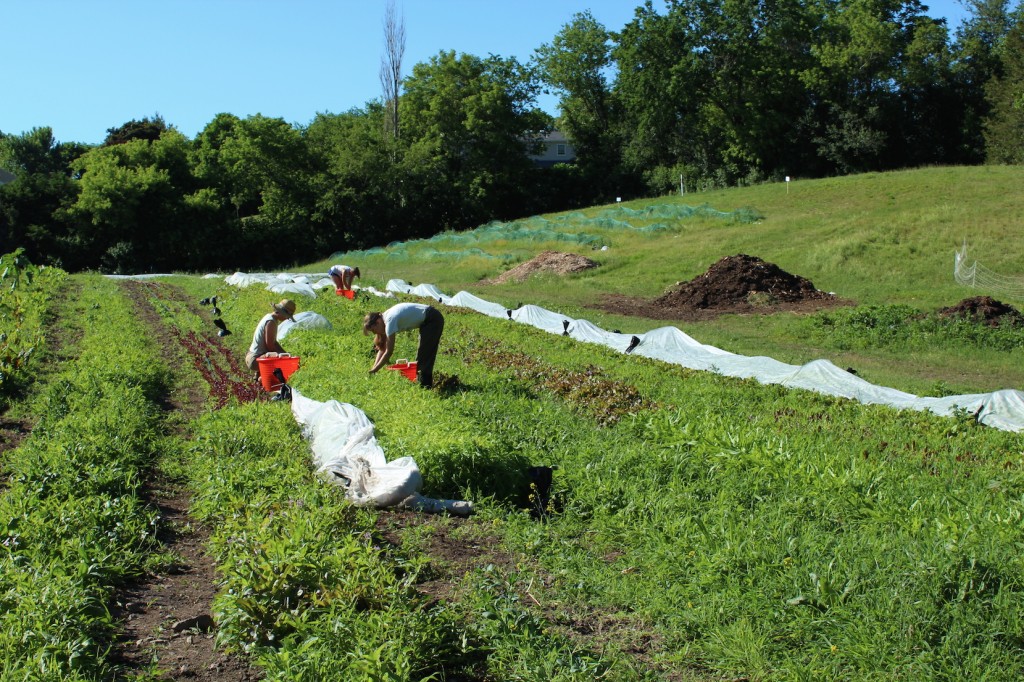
left=312, top=165, right=1024, bottom=396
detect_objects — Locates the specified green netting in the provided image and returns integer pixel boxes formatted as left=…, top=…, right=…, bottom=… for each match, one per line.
left=596, top=203, right=762, bottom=223
left=334, top=202, right=762, bottom=261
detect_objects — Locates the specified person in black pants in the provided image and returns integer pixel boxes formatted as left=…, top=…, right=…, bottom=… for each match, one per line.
left=363, top=302, right=444, bottom=388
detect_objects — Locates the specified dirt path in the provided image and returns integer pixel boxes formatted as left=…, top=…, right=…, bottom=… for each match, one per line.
left=112, top=280, right=263, bottom=681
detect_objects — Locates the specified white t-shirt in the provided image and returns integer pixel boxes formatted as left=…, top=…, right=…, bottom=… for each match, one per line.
left=383, top=303, right=429, bottom=336
left=328, top=264, right=352, bottom=278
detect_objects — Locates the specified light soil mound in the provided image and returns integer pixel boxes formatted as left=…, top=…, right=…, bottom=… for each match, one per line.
left=489, top=251, right=598, bottom=284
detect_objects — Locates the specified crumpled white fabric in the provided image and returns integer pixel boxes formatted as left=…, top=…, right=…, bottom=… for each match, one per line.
left=290, top=388, right=473, bottom=514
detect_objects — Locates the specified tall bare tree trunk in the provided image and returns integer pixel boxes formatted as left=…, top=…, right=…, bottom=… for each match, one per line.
left=380, top=0, right=406, bottom=144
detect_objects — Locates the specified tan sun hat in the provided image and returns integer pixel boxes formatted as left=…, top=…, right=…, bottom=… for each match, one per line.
left=273, top=299, right=297, bottom=320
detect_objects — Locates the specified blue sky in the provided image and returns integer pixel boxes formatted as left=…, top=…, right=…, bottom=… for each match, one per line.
left=3, top=0, right=970, bottom=145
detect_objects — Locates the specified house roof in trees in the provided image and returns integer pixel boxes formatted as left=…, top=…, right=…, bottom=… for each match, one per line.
left=527, top=130, right=576, bottom=168
left=0, top=169, right=15, bottom=185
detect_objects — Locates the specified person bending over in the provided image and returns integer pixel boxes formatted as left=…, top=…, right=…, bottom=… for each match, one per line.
left=363, top=302, right=444, bottom=388
left=328, top=264, right=360, bottom=291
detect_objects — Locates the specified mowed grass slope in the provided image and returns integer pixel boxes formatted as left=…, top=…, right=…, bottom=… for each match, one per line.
left=311, top=165, right=1024, bottom=396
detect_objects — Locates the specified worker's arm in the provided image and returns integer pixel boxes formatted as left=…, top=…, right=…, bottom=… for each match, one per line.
left=369, top=334, right=396, bottom=373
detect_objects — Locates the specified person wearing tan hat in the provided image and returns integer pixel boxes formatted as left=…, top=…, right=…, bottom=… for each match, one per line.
left=245, top=299, right=297, bottom=379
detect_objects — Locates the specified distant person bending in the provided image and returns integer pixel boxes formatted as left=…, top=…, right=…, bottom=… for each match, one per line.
left=328, top=264, right=360, bottom=291
left=363, top=302, right=445, bottom=388
left=245, top=299, right=297, bottom=379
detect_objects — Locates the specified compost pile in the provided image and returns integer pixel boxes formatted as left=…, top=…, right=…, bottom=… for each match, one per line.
left=938, top=296, right=1024, bottom=327
left=657, top=254, right=833, bottom=308
left=489, top=251, right=598, bottom=284
left=598, top=254, right=848, bottom=322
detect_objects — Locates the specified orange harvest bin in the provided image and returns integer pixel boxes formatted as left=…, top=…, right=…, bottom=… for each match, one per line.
left=257, top=354, right=301, bottom=392
left=387, top=359, right=418, bottom=382
left=336, top=289, right=355, bottom=299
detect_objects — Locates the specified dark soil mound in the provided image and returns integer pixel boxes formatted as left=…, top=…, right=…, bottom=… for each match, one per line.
left=595, top=254, right=848, bottom=322
left=938, top=296, right=1024, bottom=326
left=655, top=254, right=834, bottom=309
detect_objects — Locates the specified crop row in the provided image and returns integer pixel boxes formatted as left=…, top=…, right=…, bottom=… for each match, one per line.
left=139, top=276, right=614, bottom=679
left=0, top=275, right=170, bottom=678
left=0, top=250, right=66, bottom=407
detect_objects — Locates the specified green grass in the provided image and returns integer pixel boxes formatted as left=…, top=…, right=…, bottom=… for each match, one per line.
left=306, top=165, right=1024, bottom=396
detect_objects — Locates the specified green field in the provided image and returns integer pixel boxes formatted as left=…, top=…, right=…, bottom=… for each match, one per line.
left=310, top=165, right=1024, bottom=398
left=3, top=166, right=1024, bottom=680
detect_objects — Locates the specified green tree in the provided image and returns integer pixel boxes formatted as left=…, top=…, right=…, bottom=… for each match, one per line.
left=0, top=128, right=85, bottom=267
left=400, top=50, right=549, bottom=230
left=614, top=0, right=823, bottom=189
left=191, top=114, right=315, bottom=266
left=984, top=13, right=1024, bottom=161
left=305, top=106, right=405, bottom=251
left=191, top=113, right=249, bottom=217
left=952, top=0, right=1018, bottom=159
left=801, top=0, right=954, bottom=173
left=535, top=10, right=623, bottom=196
left=104, top=114, right=170, bottom=146
left=69, top=129, right=220, bottom=272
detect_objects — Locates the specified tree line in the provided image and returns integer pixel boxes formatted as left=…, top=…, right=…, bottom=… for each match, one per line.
left=2, top=0, right=1023, bottom=274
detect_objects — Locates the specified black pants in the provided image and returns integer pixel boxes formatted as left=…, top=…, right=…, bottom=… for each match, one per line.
left=416, top=307, right=444, bottom=387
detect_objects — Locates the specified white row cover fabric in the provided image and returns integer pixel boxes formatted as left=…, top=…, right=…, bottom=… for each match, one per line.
left=224, top=270, right=400, bottom=300
left=278, top=311, right=333, bottom=340
left=358, top=286, right=396, bottom=299
left=384, top=278, right=1024, bottom=433
left=225, top=271, right=342, bottom=299
left=224, top=271, right=394, bottom=301
left=290, top=388, right=473, bottom=515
